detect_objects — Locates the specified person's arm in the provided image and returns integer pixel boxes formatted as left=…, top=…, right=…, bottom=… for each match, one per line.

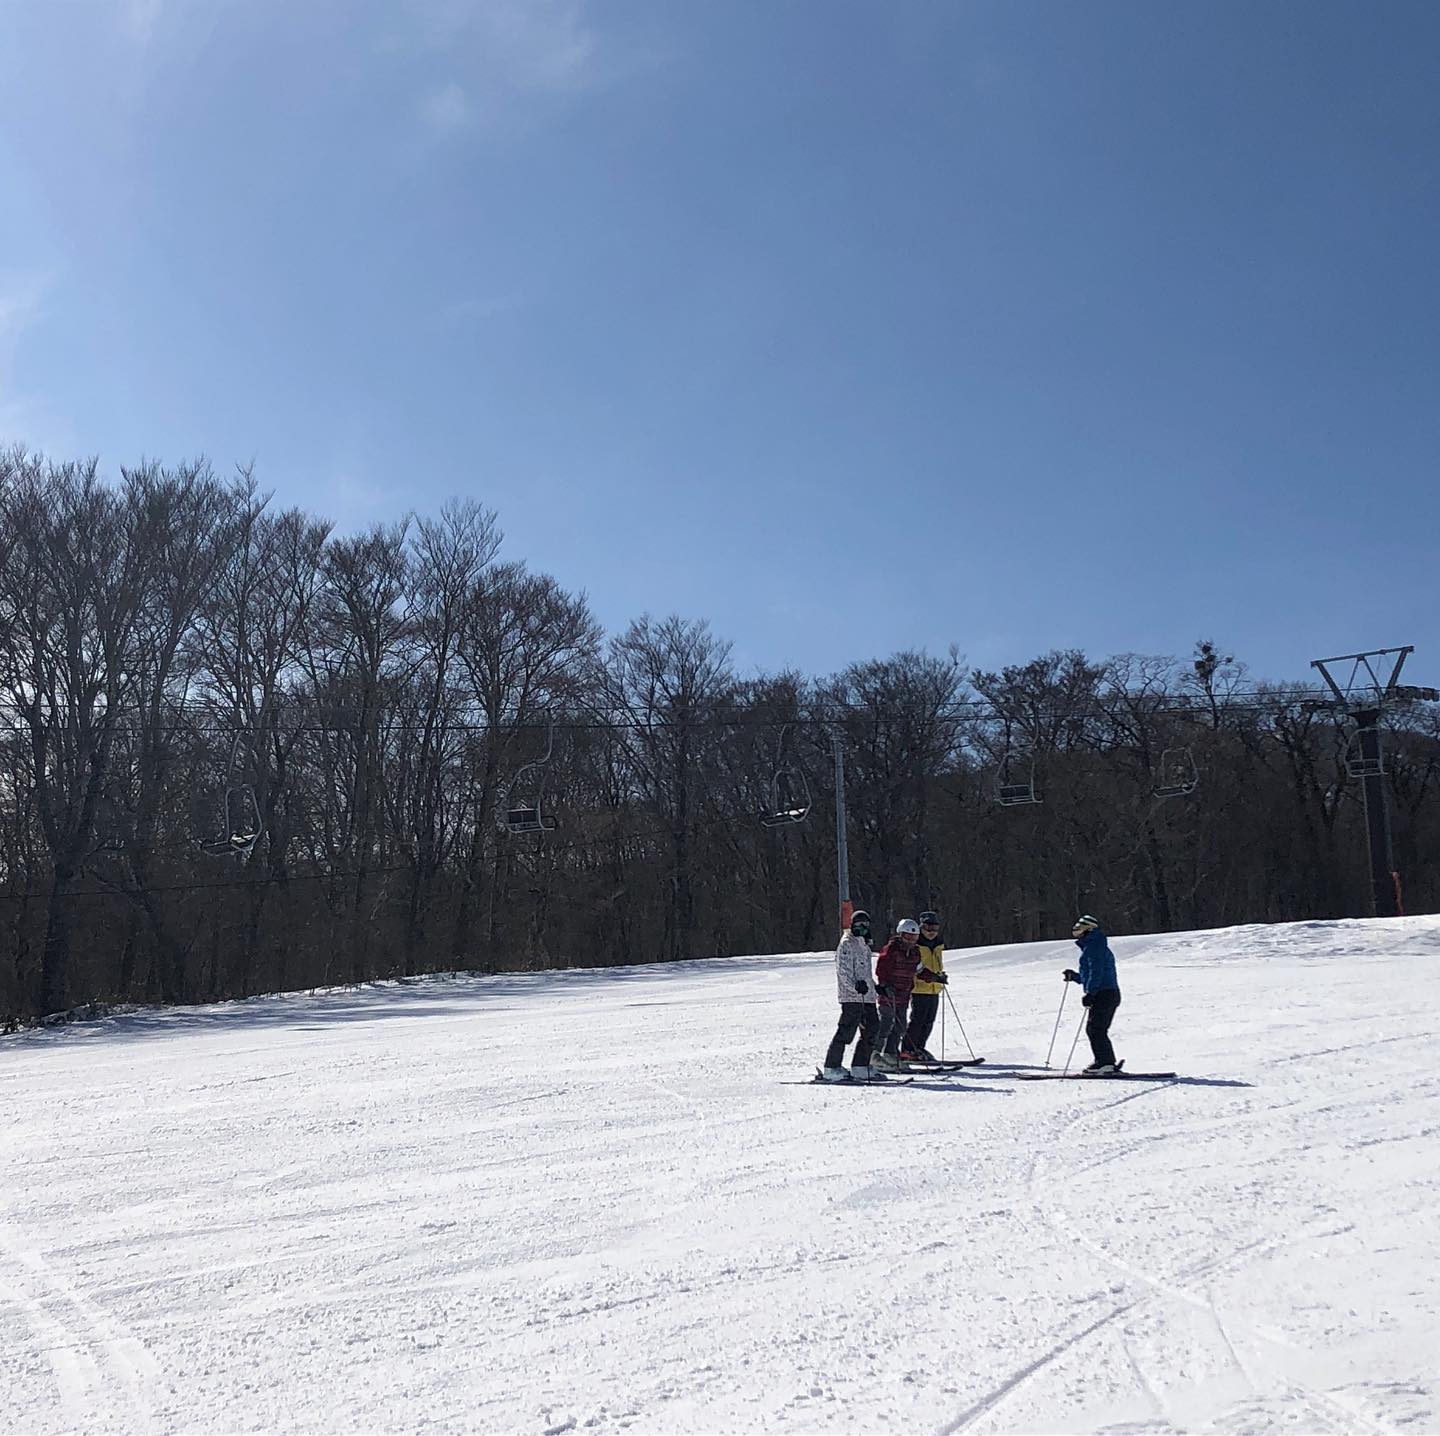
left=872, top=945, right=892, bottom=997
left=851, top=938, right=873, bottom=996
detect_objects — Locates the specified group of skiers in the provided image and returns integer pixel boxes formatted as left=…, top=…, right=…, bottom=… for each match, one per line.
left=822, top=909, right=1122, bottom=1082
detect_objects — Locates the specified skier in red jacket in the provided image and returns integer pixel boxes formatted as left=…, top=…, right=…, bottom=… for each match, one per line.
left=871, top=918, right=922, bottom=1071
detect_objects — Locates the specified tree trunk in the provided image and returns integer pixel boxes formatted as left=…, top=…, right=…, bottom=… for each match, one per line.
left=40, top=866, right=76, bottom=1014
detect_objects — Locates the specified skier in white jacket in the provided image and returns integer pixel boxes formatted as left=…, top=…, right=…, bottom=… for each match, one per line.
left=820, top=910, right=882, bottom=1082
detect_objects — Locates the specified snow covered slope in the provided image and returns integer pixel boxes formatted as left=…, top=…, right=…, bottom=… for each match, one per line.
left=4, top=917, right=1439, bottom=1434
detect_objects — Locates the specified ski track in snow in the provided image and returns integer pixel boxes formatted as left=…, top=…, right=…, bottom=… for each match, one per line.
left=4, top=918, right=1440, bottom=1434
left=943, top=949, right=1431, bottom=1436
left=0, top=1221, right=167, bottom=1431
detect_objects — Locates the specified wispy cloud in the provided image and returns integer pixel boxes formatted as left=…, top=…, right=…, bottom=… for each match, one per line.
left=103, top=0, right=233, bottom=110
left=408, top=0, right=596, bottom=87
left=119, top=0, right=165, bottom=50
left=397, top=0, right=614, bottom=137
left=472, top=0, right=596, bottom=94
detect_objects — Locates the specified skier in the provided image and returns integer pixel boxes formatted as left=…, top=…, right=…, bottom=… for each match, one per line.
left=1062, top=914, right=1121, bottom=1073
left=902, top=910, right=947, bottom=1061
left=872, top=917, right=922, bottom=1071
left=821, top=909, right=882, bottom=1082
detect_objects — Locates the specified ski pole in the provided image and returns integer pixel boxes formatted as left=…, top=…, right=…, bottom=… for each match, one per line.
left=942, top=986, right=976, bottom=1060
left=1063, top=1009, right=1086, bottom=1074
left=1044, top=983, right=1070, bottom=1068
left=940, top=984, right=946, bottom=1060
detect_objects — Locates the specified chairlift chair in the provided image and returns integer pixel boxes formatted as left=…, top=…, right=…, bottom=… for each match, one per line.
left=995, top=751, right=1041, bottom=806
left=503, top=801, right=558, bottom=835
left=1153, top=746, right=1199, bottom=799
left=760, top=767, right=811, bottom=828
left=200, top=732, right=263, bottom=861
left=498, top=714, right=560, bottom=836
left=759, top=724, right=812, bottom=827
left=1343, top=734, right=1385, bottom=780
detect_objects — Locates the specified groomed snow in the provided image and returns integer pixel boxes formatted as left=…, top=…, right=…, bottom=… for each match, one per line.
left=4, top=917, right=1439, bottom=1435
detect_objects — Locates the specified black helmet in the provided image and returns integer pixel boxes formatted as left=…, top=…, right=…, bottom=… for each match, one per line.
left=919, top=910, right=940, bottom=926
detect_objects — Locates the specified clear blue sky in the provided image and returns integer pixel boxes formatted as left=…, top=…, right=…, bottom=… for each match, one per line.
left=2, top=0, right=1437, bottom=684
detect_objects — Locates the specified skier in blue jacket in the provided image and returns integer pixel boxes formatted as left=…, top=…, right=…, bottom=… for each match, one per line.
left=1062, top=915, right=1121, bottom=1073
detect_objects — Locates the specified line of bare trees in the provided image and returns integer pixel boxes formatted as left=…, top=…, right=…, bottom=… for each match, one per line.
left=3, top=450, right=1438, bottom=1023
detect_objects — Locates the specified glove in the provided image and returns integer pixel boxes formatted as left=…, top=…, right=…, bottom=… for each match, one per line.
left=855, top=980, right=868, bottom=995
left=1081, top=993, right=1092, bottom=1008
left=1062, top=969, right=1079, bottom=983
left=876, top=984, right=893, bottom=999
left=935, top=972, right=948, bottom=985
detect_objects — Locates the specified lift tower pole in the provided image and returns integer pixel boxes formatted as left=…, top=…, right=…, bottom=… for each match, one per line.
left=831, top=729, right=852, bottom=932
left=1309, top=647, right=1435, bottom=919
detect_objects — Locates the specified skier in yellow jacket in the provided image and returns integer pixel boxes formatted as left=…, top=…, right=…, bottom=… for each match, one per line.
left=902, top=910, right=947, bottom=1061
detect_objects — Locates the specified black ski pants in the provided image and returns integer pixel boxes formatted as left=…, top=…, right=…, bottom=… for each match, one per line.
left=905, top=993, right=939, bottom=1053
left=1085, top=989, right=1121, bottom=1067
left=875, top=998, right=908, bottom=1057
left=825, top=1002, right=878, bottom=1070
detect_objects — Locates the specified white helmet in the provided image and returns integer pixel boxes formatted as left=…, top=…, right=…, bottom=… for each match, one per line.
left=896, top=918, right=921, bottom=936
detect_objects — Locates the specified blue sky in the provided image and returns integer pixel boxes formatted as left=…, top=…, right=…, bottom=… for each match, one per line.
left=2, top=0, right=1437, bottom=684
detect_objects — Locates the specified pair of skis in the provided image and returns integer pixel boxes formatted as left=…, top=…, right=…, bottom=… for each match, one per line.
left=901, top=1056, right=984, bottom=1074
left=1017, top=1060, right=1177, bottom=1082
left=791, top=1070, right=915, bottom=1087
left=788, top=1056, right=986, bottom=1087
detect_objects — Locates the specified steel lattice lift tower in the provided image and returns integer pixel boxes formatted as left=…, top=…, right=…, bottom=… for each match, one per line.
left=1308, top=646, right=1437, bottom=918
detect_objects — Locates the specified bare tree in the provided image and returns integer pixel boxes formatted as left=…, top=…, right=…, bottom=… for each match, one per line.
left=817, top=649, right=967, bottom=932
left=96, top=460, right=236, bottom=1002
left=0, top=455, right=164, bottom=1009
left=605, top=616, right=735, bottom=961
left=393, top=500, right=501, bottom=973
left=452, top=562, right=601, bottom=964
left=187, top=489, right=333, bottom=993
left=299, top=521, right=412, bottom=983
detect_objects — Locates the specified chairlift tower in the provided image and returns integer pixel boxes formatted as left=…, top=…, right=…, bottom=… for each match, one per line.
left=832, top=729, right=852, bottom=931
left=1309, top=646, right=1437, bottom=919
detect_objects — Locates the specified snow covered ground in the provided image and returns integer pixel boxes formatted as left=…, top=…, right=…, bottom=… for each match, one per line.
left=4, top=917, right=1440, bottom=1435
